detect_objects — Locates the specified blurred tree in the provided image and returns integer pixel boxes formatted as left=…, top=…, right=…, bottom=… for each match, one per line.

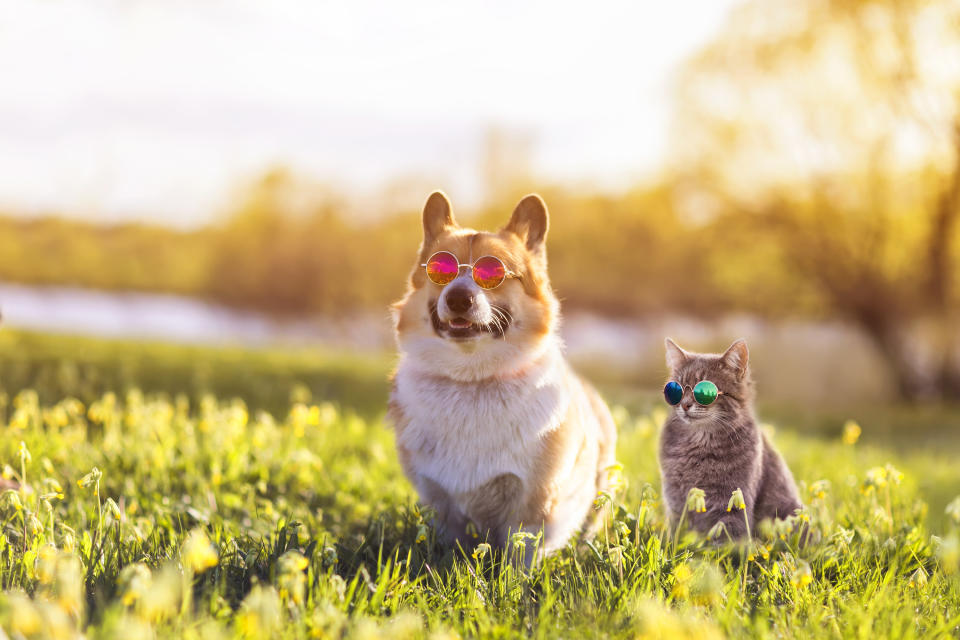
left=473, top=186, right=737, bottom=317
left=206, top=169, right=420, bottom=315
left=0, top=217, right=212, bottom=296
left=673, top=0, right=960, bottom=399
left=207, top=171, right=753, bottom=320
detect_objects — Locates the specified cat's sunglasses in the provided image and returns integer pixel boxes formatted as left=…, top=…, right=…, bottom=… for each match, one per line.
left=422, top=250, right=520, bottom=290
left=663, top=380, right=724, bottom=406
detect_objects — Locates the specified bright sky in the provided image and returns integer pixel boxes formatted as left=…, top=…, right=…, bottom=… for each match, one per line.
left=0, top=0, right=736, bottom=227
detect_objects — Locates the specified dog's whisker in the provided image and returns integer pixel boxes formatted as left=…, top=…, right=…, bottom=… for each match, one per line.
left=484, top=315, right=501, bottom=338
left=488, top=305, right=511, bottom=339
left=492, top=304, right=514, bottom=324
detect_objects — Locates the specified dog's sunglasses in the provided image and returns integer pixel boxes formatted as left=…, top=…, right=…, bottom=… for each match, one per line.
left=422, top=251, right=519, bottom=290
left=663, top=380, right=724, bottom=406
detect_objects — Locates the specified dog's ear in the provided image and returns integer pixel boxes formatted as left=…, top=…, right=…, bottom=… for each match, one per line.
left=422, top=191, right=456, bottom=243
left=504, top=194, right=549, bottom=255
left=720, top=339, right=749, bottom=378
left=664, top=338, right=689, bottom=370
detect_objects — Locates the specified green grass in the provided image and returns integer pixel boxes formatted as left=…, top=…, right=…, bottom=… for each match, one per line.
left=1, top=330, right=959, bottom=638
left=0, top=329, right=392, bottom=418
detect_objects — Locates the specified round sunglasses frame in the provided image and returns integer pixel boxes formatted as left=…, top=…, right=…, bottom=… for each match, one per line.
left=421, top=250, right=521, bottom=290
left=663, top=380, right=725, bottom=406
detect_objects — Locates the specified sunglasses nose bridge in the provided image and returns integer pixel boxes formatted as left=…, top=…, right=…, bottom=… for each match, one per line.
left=450, top=268, right=480, bottom=289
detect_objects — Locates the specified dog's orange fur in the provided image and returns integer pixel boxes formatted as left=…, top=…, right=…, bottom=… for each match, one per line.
left=388, top=192, right=617, bottom=557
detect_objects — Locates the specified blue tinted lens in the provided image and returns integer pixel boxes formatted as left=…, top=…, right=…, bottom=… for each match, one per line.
left=663, top=381, right=683, bottom=405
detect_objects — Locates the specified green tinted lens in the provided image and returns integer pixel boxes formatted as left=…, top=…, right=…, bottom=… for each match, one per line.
left=693, top=380, right=719, bottom=406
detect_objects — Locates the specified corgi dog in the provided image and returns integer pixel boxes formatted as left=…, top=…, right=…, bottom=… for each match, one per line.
left=388, top=191, right=617, bottom=557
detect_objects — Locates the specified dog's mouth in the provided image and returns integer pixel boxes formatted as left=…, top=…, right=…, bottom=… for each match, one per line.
left=430, top=302, right=510, bottom=340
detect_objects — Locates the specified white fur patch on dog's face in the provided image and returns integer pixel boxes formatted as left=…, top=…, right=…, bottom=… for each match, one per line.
left=434, top=271, right=496, bottom=338
left=393, top=227, right=558, bottom=382
left=395, top=283, right=552, bottom=381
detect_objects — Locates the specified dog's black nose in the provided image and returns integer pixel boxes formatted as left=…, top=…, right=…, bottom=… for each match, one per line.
left=445, top=286, right=474, bottom=313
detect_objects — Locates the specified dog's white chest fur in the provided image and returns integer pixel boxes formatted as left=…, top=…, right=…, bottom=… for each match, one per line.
left=393, top=349, right=569, bottom=497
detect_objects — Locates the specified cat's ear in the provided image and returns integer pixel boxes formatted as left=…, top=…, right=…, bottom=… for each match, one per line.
left=504, top=194, right=549, bottom=256
left=664, top=338, right=689, bottom=370
left=721, top=339, right=749, bottom=378
left=422, top=191, right=457, bottom=244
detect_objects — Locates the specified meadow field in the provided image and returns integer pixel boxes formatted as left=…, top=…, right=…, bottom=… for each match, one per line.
left=0, top=329, right=958, bottom=639
left=4, top=0, right=960, bottom=636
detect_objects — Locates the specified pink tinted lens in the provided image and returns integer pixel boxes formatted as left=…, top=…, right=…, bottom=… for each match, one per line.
left=425, top=251, right=459, bottom=285
left=472, top=256, right=506, bottom=289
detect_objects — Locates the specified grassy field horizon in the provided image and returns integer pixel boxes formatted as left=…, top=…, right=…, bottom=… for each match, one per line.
left=2, top=326, right=956, bottom=450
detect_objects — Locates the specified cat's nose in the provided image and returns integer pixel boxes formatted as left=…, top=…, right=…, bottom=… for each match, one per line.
left=680, top=395, right=695, bottom=411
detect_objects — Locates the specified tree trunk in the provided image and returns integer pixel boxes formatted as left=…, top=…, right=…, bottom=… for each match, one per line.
left=856, top=315, right=929, bottom=401
left=933, top=316, right=960, bottom=400
left=940, top=362, right=960, bottom=399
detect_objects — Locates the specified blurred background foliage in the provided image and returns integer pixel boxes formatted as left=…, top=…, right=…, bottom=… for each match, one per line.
left=672, top=0, right=960, bottom=400
left=2, top=174, right=797, bottom=319
left=1, top=0, right=959, bottom=403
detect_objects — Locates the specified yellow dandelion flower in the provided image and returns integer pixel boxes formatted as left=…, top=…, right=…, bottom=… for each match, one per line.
left=277, top=551, right=309, bottom=606
left=472, top=543, right=491, bottom=562
left=727, top=488, right=746, bottom=512
left=8, top=594, right=42, bottom=636
left=317, top=403, right=338, bottom=427
left=946, top=496, right=960, bottom=526
left=685, top=487, right=707, bottom=514
left=279, top=550, right=309, bottom=572
left=182, top=528, right=219, bottom=573
left=604, top=462, right=626, bottom=493
left=465, top=521, right=480, bottom=539
left=415, top=524, right=429, bottom=544
left=885, top=464, right=904, bottom=486
left=118, top=563, right=152, bottom=607
left=808, top=480, right=830, bottom=501
left=77, top=467, right=102, bottom=489
left=670, top=563, right=693, bottom=600
left=236, top=585, right=281, bottom=639
left=862, top=466, right=887, bottom=493
left=936, top=535, right=960, bottom=575
left=790, top=560, right=813, bottom=589
left=35, top=543, right=59, bottom=585
left=842, top=420, right=861, bottom=445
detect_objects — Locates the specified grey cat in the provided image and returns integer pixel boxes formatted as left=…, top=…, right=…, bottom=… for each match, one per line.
left=659, top=338, right=802, bottom=539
